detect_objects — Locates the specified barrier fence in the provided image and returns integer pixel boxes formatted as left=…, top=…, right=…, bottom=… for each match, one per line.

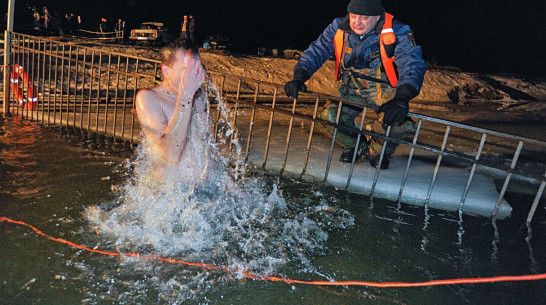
left=3, top=31, right=159, bottom=143
left=2, top=32, right=545, bottom=225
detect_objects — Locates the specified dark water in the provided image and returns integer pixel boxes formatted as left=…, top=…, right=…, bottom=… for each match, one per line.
left=1, top=116, right=545, bottom=305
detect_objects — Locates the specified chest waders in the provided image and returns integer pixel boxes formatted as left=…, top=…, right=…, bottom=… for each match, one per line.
left=319, top=13, right=415, bottom=161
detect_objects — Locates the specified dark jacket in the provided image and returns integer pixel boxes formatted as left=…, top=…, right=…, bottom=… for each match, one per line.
left=294, top=14, right=427, bottom=94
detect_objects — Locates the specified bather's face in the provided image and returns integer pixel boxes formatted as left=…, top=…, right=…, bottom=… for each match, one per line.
left=162, top=49, right=190, bottom=94
left=349, top=13, right=380, bottom=36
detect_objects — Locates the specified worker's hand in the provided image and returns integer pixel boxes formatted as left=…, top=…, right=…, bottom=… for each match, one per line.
left=284, top=80, right=307, bottom=99
left=378, top=84, right=418, bottom=125
left=377, top=98, right=409, bottom=126
left=284, top=69, right=310, bottom=99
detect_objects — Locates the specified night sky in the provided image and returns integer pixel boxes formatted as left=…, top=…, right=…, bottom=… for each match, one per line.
left=4, top=0, right=545, bottom=76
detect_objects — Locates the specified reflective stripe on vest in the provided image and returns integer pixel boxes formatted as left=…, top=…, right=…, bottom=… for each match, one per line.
left=334, top=13, right=398, bottom=87
left=379, top=13, right=398, bottom=87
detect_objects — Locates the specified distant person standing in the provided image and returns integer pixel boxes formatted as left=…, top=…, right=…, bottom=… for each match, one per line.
left=99, top=18, right=108, bottom=38
left=65, top=13, right=77, bottom=35
left=31, top=6, right=41, bottom=30
left=188, top=14, right=196, bottom=43
left=42, top=7, right=51, bottom=29
left=180, top=15, right=189, bottom=40
left=51, top=11, right=63, bottom=36
left=284, top=0, right=426, bottom=169
left=115, top=19, right=125, bottom=42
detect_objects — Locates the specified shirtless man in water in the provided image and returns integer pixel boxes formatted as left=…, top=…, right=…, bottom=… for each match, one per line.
left=135, top=39, right=209, bottom=181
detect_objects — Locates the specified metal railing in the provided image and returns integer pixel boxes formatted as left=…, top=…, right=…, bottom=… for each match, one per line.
left=3, top=32, right=160, bottom=144
left=2, top=32, right=545, bottom=224
left=206, top=73, right=545, bottom=222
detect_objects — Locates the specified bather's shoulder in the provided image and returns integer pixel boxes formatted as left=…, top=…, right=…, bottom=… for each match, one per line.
left=136, top=87, right=162, bottom=108
left=135, top=87, right=165, bottom=120
left=136, top=86, right=162, bottom=101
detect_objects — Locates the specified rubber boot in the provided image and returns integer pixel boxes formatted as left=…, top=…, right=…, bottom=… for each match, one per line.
left=369, top=152, right=390, bottom=169
left=340, top=140, right=369, bottom=163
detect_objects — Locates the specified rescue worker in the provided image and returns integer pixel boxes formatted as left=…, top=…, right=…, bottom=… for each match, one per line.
left=180, top=15, right=189, bottom=40
left=284, top=0, right=426, bottom=169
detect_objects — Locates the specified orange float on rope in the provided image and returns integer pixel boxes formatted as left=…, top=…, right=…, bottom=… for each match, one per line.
left=10, top=64, right=38, bottom=110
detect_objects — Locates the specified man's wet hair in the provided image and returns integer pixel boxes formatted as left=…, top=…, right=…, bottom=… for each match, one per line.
left=160, top=38, right=198, bottom=66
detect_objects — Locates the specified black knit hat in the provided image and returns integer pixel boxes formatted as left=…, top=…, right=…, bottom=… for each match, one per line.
left=347, top=0, right=384, bottom=16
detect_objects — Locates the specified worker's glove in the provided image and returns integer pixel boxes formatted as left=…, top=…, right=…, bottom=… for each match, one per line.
left=378, top=84, right=418, bottom=125
left=378, top=98, right=408, bottom=125
left=284, top=69, right=309, bottom=99
left=284, top=80, right=307, bottom=98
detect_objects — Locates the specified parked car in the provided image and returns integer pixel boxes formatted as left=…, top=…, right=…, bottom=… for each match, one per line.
left=201, top=34, right=231, bottom=53
left=283, top=49, right=303, bottom=59
left=257, top=46, right=281, bottom=57
left=129, top=22, right=171, bottom=46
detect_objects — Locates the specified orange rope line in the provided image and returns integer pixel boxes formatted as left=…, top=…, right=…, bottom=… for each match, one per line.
left=2, top=216, right=545, bottom=288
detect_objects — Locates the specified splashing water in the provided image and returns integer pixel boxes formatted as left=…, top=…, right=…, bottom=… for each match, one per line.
left=84, top=80, right=354, bottom=301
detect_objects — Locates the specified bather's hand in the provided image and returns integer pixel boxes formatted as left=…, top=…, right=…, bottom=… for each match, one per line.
left=180, top=50, right=206, bottom=102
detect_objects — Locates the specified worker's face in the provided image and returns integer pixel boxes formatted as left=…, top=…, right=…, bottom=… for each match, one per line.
left=349, top=13, right=380, bottom=35
left=162, top=49, right=190, bottom=93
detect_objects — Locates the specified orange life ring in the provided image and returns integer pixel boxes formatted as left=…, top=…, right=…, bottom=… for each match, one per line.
left=10, top=64, right=38, bottom=110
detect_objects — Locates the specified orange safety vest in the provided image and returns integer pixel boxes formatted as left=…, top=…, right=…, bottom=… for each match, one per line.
left=334, top=13, right=398, bottom=87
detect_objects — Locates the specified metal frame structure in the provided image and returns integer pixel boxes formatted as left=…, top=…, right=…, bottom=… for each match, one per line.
left=2, top=32, right=545, bottom=224
left=2, top=32, right=160, bottom=144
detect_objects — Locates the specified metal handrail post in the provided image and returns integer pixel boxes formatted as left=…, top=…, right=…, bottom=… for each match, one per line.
left=423, top=126, right=451, bottom=207
left=229, top=80, right=242, bottom=152
left=323, top=101, right=343, bottom=183
left=244, top=83, right=260, bottom=163
left=129, top=59, right=139, bottom=143
left=280, top=97, right=298, bottom=176
left=492, top=141, right=523, bottom=218
left=71, top=45, right=78, bottom=127
left=112, top=56, right=122, bottom=138
left=526, top=170, right=546, bottom=223
left=52, top=42, right=60, bottom=124
left=103, top=53, right=112, bottom=134
left=3, top=1, right=16, bottom=114
left=213, top=75, right=226, bottom=142
left=95, top=52, right=103, bottom=132
left=79, top=48, right=87, bottom=130
left=59, top=44, right=66, bottom=127
left=262, top=87, right=278, bottom=169
left=346, top=106, right=368, bottom=189
left=396, top=119, right=422, bottom=207
left=40, top=38, right=46, bottom=124
left=370, top=125, right=392, bottom=201
left=458, top=133, right=487, bottom=214
left=300, top=96, right=321, bottom=179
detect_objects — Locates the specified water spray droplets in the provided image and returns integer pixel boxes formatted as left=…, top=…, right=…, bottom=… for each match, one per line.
left=85, top=79, right=354, bottom=299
